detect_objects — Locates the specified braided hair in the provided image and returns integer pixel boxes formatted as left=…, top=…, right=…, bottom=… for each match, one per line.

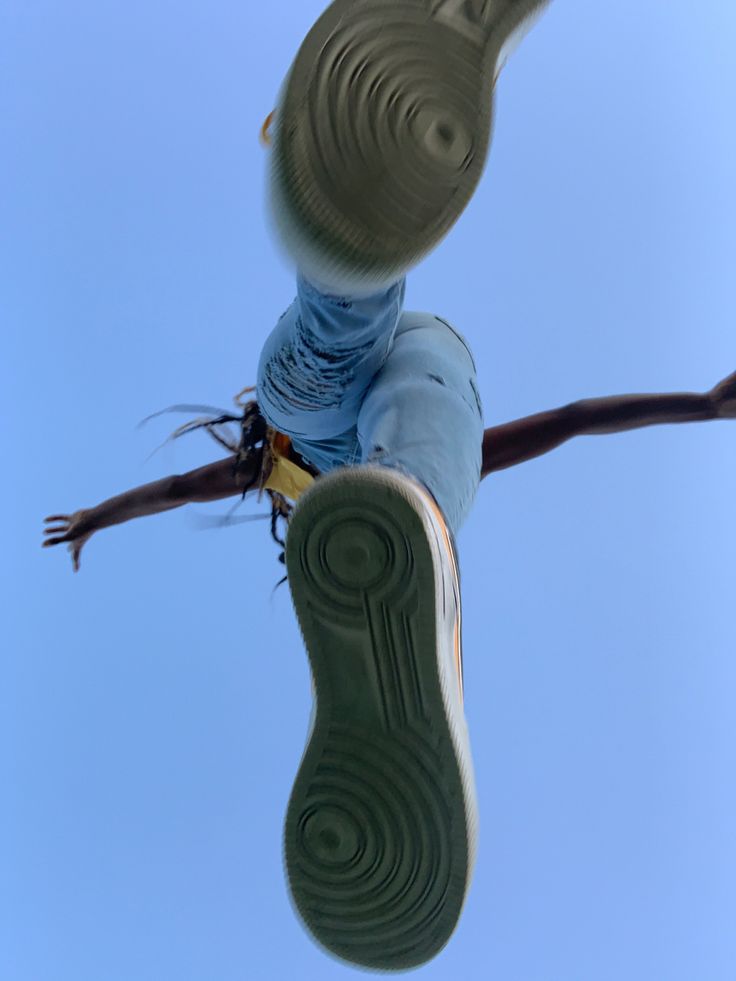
left=138, top=389, right=315, bottom=584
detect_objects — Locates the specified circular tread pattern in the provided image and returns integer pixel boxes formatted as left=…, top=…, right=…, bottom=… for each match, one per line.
left=286, top=724, right=466, bottom=968
left=300, top=502, right=417, bottom=608
left=274, top=1, right=489, bottom=285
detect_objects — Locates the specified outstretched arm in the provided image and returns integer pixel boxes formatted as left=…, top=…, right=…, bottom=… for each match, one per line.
left=481, top=370, right=735, bottom=478
left=43, top=456, right=248, bottom=571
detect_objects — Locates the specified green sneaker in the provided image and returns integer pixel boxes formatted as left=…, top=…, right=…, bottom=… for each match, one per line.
left=283, top=465, right=478, bottom=970
left=268, top=0, right=551, bottom=294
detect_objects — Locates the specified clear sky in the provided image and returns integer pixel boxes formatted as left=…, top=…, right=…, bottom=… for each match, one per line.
left=4, top=2, right=735, bottom=979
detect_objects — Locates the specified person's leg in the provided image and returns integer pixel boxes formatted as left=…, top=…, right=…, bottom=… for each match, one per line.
left=275, top=295, right=483, bottom=971
left=358, top=312, right=484, bottom=536
left=256, top=272, right=405, bottom=473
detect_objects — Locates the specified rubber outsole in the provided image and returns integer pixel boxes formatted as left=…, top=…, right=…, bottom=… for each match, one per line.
left=269, top=0, right=551, bottom=293
left=283, top=466, right=477, bottom=970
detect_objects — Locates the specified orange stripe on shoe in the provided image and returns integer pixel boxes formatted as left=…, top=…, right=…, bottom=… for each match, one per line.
left=420, top=490, right=465, bottom=705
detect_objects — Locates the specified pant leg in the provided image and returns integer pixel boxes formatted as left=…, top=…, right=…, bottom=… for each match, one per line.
left=358, top=312, right=484, bottom=536
left=256, top=272, right=406, bottom=445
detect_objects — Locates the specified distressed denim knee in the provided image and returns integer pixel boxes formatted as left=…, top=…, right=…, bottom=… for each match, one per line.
left=256, top=273, right=406, bottom=441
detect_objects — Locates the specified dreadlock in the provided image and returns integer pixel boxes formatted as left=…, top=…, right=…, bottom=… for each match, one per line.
left=137, top=387, right=310, bottom=586
left=230, top=393, right=293, bottom=559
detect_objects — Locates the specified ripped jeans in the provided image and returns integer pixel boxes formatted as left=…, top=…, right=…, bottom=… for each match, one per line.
left=256, top=273, right=483, bottom=536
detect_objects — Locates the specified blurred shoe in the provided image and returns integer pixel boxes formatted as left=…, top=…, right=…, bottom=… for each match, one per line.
left=267, top=0, right=551, bottom=294
left=283, top=464, right=478, bottom=970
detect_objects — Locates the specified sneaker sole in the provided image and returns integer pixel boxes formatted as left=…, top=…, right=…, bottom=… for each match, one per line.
left=283, top=466, right=478, bottom=970
left=269, top=0, right=551, bottom=293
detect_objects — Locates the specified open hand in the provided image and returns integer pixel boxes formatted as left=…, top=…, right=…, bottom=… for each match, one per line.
left=42, top=510, right=94, bottom=572
left=709, top=370, right=736, bottom=419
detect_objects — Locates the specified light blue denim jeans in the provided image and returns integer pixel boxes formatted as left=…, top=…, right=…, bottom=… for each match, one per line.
left=256, top=273, right=483, bottom=536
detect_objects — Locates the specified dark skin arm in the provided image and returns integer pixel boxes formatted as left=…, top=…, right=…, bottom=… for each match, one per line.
left=43, top=371, right=735, bottom=570
left=483, top=389, right=721, bottom=475
left=42, top=457, right=260, bottom=571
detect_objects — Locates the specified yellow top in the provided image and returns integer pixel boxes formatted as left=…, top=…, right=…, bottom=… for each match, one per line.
left=263, top=452, right=315, bottom=501
left=263, top=431, right=315, bottom=501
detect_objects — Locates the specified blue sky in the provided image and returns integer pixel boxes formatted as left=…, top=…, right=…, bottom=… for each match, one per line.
left=4, top=2, right=735, bottom=979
